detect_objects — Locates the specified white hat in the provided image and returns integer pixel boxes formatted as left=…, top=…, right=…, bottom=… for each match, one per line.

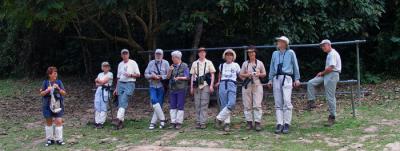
left=121, top=49, right=129, bottom=54
left=320, top=39, right=331, bottom=45
left=155, top=49, right=163, bottom=55
left=101, top=61, right=110, bottom=67
left=222, top=49, right=236, bottom=61
left=276, top=36, right=290, bottom=45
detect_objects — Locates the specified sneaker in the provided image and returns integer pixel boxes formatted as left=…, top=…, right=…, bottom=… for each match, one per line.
left=159, top=120, right=166, bottom=129
left=45, top=139, right=54, bottom=147
left=56, top=140, right=65, bottom=145
left=149, top=123, right=156, bottom=130
left=282, top=123, right=290, bottom=134
left=275, top=124, right=283, bottom=134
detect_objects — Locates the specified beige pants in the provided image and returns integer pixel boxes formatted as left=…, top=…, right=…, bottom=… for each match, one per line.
left=194, top=86, right=210, bottom=124
left=242, top=84, right=263, bottom=122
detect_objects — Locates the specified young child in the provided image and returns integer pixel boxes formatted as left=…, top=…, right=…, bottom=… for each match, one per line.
left=93, top=62, right=113, bottom=128
left=215, top=49, right=241, bottom=132
left=40, top=66, right=67, bottom=146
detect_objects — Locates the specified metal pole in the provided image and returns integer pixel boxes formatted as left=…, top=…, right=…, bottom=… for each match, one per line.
left=351, top=83, right=356, bottom=118
left=356, top=43, right=361, bottom=104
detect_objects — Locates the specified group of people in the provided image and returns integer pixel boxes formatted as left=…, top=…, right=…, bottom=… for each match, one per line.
left=40, top=36, right=342, bottom=146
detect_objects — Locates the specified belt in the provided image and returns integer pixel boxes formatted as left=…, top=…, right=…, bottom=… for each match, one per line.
left=221, top=79, right=237, bottom=90
left=119, top=81, right=135, bottom=83
left=275, top=73, right=294, bottom=86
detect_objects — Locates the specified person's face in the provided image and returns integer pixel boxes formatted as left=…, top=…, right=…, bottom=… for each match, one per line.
left=277, top=40, right=287, bottom=50
left=102, top=66, right=110, bottom=72
left=320, top=43, right=331, bottom=53
left=155, top=53, right=163, bottom=60
left=49, top=71, right=58, bottom=81
left=121, top=52, right=129, bottom=60
left=225, top=53, right=234, bottom=62
left=172, top=56, right=180, bottom=64
left=247, top=50, right=256, bottom=59
left=198, top=51, right=206, bottom=59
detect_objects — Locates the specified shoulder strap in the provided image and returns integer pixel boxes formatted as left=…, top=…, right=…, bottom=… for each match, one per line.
left=155, top=60, right=161, bottom=75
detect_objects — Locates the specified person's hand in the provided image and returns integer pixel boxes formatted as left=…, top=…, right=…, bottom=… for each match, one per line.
left=169, top=65, right=174, bottom=71
left=113, top=89, right=118, bottom=96
left=133, top=73, right=140, bottom=78
left=174, top=77, right=179, bottom=81
left=45, top=87, right=52, bottom=93
left=209, top=85, right=214, bottom=93
left=190, top=87, right=194, bottom=96
left=293, top=80, right=301, bottom=88
left=267, top=80, right=272, bottom=89
left=317, top=72, right=324, bottom=77
left=53, top=84, right=60, bottom=90
left=214, top=82, right=220, bottom=88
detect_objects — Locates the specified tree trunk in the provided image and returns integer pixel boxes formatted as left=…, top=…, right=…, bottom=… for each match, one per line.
left=190, top=21, right=204, bottom=63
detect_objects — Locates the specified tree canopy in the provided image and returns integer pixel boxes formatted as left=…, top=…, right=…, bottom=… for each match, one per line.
left=0, top=0, right=396, bottom=82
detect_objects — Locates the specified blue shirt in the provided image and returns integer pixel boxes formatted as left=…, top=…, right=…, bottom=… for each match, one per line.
left=268, top=49, right=301, bottom=81
left=144, top=59, right=170, bottom=88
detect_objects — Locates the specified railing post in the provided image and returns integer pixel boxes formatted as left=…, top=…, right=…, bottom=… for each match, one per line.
left=356, top=43, right=361, bottom=105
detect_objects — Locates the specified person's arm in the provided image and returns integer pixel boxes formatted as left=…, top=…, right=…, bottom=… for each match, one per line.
left=318, top=54, right=336, bottom=76
left=161, top=61, right=170, bottom=80
left=239, top=62, right=249, bottom=80
left=56, top=81, right=67, bottom=96
left=144, top=61, right=154, bottom=80
left=167, top=65, right=173, bottom=79
left=176, top=65, right=190, bottom=80
left=291, top=51, right=301, bottom=81
left=258, top=61, right=267, bottom=78
left=268, top=52, right=276, bottom=81
left=40, top=81, right=50, bottom=96
left=132, top=61, right=141, bottom=78
left=190, top=63, right=196, bottom=90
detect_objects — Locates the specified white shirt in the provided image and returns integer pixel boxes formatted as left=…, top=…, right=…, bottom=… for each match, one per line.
left=219, top=62, right=241, bottom=81
left=326, top=49, right=342, bottom=72
left=97, top=72, right=113, bottom=86
left=117, top=59, right=140, bottom=82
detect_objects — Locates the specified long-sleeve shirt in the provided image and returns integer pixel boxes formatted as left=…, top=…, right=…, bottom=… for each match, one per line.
left=144, top=59, right=170, bottom=88
left=268, top=49, right=300, bottom=81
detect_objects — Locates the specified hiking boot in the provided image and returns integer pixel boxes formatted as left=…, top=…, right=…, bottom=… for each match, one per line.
left=223, top=124, right=230, bottom=132
left=275, top=124, right=283, bottom=134
left=325, top=115, right=336, bottom=127
left=305, top=100, right=317, bottom=111
left=98, top=123, right=104, bottom=129
left=282, top=123, right=290, bottom=134
left=45, top=139, right=54, bottom=147
left=113, top=120, right=124, bottom=130
left=168, top=123, right=176, bottom=129
left=215, top=118, right=223, bottom=129
left=195, top=123, right=201, bottom=129
left=246, top=121, right=253, bottom=130
left=254, top=122, right=262, bottom=131
left=199, top=124, right=207, bottom=129
left=175, top=123, right=182, bottom=130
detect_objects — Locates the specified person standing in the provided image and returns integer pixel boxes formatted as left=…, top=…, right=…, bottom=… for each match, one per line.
left=190, top=47, right=216, bottom=129
left=306, top=39, right=341, bottom=127
left=239, top=46, right=267, bottom=131
left=167, top=50, right=190, bottom=130
left=215, top=49, right=241, bottom=132
left=40, top=66, right=67, bottom=146
left=113, top=49, right=141, bottom=130
left=144, top=49, right=169, bottom=130
left=267, top=36, right=301, bottom=134
left=93, top=62, right=113, bottom=129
